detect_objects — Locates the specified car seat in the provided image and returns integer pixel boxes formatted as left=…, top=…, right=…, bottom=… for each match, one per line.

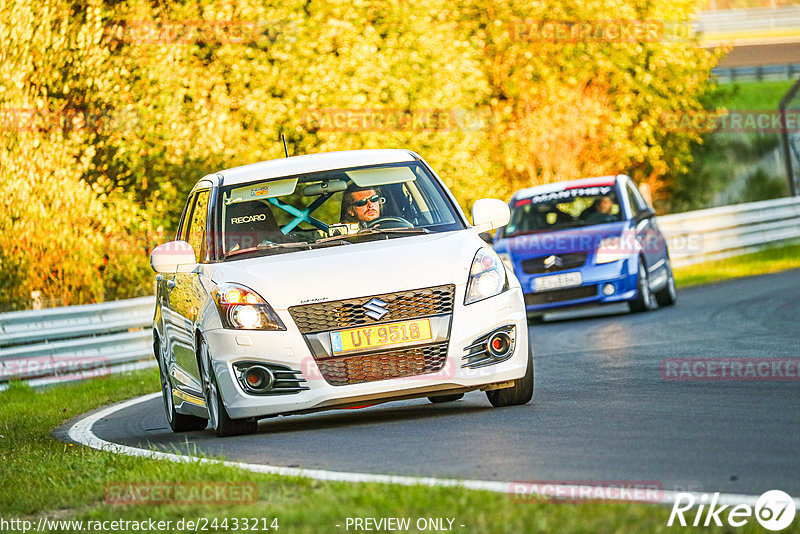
left=225, top=201, right=283, bottom=251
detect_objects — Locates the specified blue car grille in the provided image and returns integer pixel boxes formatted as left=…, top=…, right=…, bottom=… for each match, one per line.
left=520, top=253, right=588, bottom=274
left=524, top=285, right=597, bottom=306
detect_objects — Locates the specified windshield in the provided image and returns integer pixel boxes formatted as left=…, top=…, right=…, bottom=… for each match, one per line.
left=501, top=185, right=622, bottom=238
left=216, top=162, right=463, bottom=260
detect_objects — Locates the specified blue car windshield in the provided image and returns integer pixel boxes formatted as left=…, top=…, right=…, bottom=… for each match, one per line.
left=502, top=188, right=622, bottom=238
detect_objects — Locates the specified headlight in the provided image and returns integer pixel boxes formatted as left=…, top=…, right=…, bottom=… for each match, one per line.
left=596, top=236, right=636, bottom=264
left=212, top=283, right=286, bottom=330
left=497, top=252, right=515, bottom=275
left=465, top=248, right=509, bottom=305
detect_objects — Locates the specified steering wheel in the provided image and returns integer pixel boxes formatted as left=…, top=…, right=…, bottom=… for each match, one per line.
left=365, top=216, right=414, bottom=229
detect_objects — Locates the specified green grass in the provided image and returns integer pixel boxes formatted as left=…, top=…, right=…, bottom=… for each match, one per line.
left=712, top=80, right=796, bottom=110
left=674, top=242, right=800, bottom=288
left=2, top=371, right=789, bottom=533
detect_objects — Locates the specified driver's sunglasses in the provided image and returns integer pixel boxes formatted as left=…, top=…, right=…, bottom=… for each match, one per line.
left=353, top=195, right=383, bottom=207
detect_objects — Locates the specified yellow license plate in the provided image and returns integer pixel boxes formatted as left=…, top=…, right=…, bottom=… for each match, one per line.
left=330, top=319, right=432, bottom=354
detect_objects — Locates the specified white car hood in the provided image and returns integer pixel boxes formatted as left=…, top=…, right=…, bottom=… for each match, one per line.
left=206, top=231, right=483, bottom=310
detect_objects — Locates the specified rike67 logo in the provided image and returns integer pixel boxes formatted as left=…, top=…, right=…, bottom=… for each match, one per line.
left=668, top=490, right=796, bottom=531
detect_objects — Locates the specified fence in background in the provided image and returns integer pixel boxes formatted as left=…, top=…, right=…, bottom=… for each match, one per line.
left=713, top=63, right=800, bottom=83
left=658, top=196, right=800, bottom=266
left=1, top=197, right=799, bottom=389
left=695, top=5, right=800, bottom=35
left=0, top=297, right=156, bottom=391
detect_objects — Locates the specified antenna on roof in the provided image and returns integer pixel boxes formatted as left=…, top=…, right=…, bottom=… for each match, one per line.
left=281, top=134, right=289, bottom=158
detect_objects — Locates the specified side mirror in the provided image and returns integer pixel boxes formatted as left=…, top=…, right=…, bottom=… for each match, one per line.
left=478, top=232, right=494, bottom=245
left=635, top=208, right=655, bottom=223
left=471, top=198, right=511, bottom=234
left=150, top=241, right=197, bottom=273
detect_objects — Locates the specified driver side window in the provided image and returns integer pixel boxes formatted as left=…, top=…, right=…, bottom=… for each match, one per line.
left=626, top=182, right=644, bottom=217
left=186, top=190, right=210, bottom=263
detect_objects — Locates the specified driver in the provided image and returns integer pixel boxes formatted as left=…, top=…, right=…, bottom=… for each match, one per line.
left=581, top=195, right=617, bottom=224
left=341, top=185, right=384, bottom=225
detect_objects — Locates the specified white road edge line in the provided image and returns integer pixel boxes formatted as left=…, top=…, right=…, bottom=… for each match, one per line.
left=69, top=393, right=800, bottom=509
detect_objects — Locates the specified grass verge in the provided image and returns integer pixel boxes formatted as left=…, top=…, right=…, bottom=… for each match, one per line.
left=0, top=369, right=780, bottom=533
left=674, top=242, right=800, bottom=288
left=711, top=79, right=796, bottom=110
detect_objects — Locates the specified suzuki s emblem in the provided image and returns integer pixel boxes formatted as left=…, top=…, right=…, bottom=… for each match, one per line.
left=363, top=298, right=389, bottom=320
left=544, top=255, right=562, bottom=269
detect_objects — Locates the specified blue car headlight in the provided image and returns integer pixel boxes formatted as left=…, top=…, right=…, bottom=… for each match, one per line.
left=596, top=237, right=635, bottom=264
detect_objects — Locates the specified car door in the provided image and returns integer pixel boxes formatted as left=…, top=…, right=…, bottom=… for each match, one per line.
left=625, top=180, right=664, bottom=281
left=158, top=194, right=194, bottom=366
left=169, top=189, right=211, bottom=394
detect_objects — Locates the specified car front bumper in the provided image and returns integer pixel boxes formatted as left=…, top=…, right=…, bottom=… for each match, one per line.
left=517, top=257, right=639, bottom=313
left=203, top=286, right=529, bottom=420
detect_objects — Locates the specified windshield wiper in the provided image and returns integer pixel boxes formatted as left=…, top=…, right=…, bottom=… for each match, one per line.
left=259, top=239, right=355, bottom=253
left=256, top=241, right=313, bottom=251
left=221, top=241, right=313, bottom=260
left=314, top=234, right=354, bottom=244
left=357, top=227, right=431, bottom=237
left=314, top=227, right=429, bottom=244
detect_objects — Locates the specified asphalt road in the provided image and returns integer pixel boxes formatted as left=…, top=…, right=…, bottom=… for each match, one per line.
left=89, top=270, right=800, bottom=496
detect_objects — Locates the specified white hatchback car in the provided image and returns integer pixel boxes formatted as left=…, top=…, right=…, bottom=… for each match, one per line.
left=151, top=149, right=532, bottom=436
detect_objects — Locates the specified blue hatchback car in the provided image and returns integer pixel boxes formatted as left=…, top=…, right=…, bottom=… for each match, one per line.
left=492, top=175, right=676, bottom=317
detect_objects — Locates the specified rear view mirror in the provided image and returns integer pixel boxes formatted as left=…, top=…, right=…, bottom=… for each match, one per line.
left=150, top=241, right=197, bottom=273
left=635, top=208, right=655, bottom=223
left=472, top=198, right=511, bottom=233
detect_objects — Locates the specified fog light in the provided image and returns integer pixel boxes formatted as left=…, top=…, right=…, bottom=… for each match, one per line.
left=242, top=366, right=274, bottom=392
left=486, top=332, right=512, bottom=358
left=603, top=283, right=615, bottom=296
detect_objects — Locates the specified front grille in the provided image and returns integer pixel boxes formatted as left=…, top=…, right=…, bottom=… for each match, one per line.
left=521, top=253, right=588, bottom=274
left=289, top=285, right=455, bottom=334
left=314, top=342, right=449, bottom=386
left=524, top=285, right=597, bottom=306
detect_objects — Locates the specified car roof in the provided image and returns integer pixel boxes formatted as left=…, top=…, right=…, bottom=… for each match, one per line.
left=201, top=149, right=420, bottom=188
left=511, top=175, right=626, bottom=201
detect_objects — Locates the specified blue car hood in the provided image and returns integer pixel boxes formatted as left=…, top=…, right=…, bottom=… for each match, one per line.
left=499, top=221, right=630, bottom=257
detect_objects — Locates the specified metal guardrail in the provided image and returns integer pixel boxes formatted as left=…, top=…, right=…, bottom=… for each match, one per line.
left=658, top=196, right=800, bottom=267
left=713, top=63, right=800, bottom=83
left=1, top=196, right=798, bottom=389
left=0, top=296, right=156, bottom=391
left=695, top=6, right=800, bottom=35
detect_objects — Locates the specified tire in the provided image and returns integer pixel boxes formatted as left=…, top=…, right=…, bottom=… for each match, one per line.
left=156, top=337, right=207, bottom=432
left=199, top=338, right=258, bottom=437
left=428, top=393, right=464, bottom=404
left=628, top=258, right=658, bottom=312
left=486, top=341, right=534, bottom=408
left=654, top=259, right=677, bottom=307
